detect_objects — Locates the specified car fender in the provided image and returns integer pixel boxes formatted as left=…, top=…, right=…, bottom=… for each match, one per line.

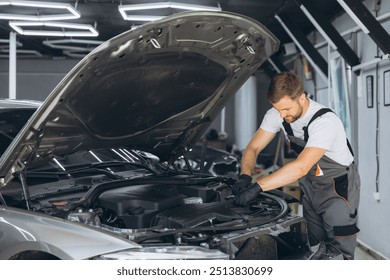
left=0, top=206, right=140, bottom=260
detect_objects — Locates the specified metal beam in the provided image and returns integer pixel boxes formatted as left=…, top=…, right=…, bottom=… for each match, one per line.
left=268, top=55, right=289, bottom=73
left=296, top=0, right=360, bottom=70
left=337, top=0, right=390, bottom=55
left=275, top=14, right=328, bottom=82
left=261, top=61, right=278, bottom=78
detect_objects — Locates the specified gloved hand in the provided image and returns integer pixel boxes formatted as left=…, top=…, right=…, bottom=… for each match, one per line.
left=232, top=174, right=252, bottom=195
left=234, top=183, right=263, bottom=206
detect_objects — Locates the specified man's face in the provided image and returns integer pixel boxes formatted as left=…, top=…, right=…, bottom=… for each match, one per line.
left=272, top=94, right=306, bottom=123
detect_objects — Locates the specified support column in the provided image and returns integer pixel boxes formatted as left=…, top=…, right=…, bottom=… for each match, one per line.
left=9, top=32, right=17, bottom=99
left=234, top=76, right=257, bottom=151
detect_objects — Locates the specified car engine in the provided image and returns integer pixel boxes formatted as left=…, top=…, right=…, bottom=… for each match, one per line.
left=3, top=166, right=307, bottom=259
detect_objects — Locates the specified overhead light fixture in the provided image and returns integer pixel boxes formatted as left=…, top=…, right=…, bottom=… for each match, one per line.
left=42, top=39, right=103, bottom=51
left=42, top=39, right=103, bottom=58
left=275, top=14, right=327, bottom=82
left=63, top=49, right=91, bottom=58
left=299, top=5, right=337, bottom=49
left=336, top=0, right=370, bottom=34
left=119, top=1, right=222, bottom=21
left=0, top=49, right=43, bottom=58
left=0, top=0, right=80, bottom=21
left=122, top=15, right=165, bottom=22
left=42, top=38, right=103, bottom=58
left=0, top=39, right=23, bottom=48
left=9, top=21, right=99, bottom=37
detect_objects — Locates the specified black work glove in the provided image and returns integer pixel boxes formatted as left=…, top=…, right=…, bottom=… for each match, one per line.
left=234, top=183, right=263, bottom=206
left=232, top=174, right=252, bottom=195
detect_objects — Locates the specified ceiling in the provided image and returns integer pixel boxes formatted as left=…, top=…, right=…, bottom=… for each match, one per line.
left=0, top=0, right=345, bottom=59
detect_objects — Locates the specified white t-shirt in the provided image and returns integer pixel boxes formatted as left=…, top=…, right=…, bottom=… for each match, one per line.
left=260, top=99, right=354, bottom=166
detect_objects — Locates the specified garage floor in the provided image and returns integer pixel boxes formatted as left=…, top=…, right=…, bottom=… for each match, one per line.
left=355, top=244, right=379, bottom=260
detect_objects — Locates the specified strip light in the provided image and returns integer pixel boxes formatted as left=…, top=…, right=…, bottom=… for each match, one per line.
left=122, top=15, right=165, bottom=22
left=9, top=21, right=99, bottom=37
left=119, top=1, right=221, bottom=21
left=42, top=39, right=103, bottom=51
left=0, top=0, right=80, bottom=21
left=0, top=49, right=43, bottom=58
left=63, top=49, right=91, bottom=58
left=0, top=39, right=23, bottom=48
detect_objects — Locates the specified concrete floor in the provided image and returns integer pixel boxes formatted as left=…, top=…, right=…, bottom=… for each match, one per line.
left=355, top=244, right=379, bottom=260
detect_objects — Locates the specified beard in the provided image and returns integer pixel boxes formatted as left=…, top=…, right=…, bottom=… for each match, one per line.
left=283, top=115, right=299, bottom=123
left=283, top=103, right=304, bottom=123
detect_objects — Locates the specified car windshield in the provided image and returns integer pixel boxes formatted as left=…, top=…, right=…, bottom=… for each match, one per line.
left=0, top=108, right=36, bottom=156
left=26, top=148, right=161, bottom=175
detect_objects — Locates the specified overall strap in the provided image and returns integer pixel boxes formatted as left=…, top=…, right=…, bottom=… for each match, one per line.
left=282, top=107, right=354, bottom=156
left=282, top=121, right=294, bottom=136
left=303, top=108, right=355, bottom=156
left=283, top=108, right=332, bottom=155
left=282, top=120, right=304, bottom=153
left=303, top=108, right=333, bottom=142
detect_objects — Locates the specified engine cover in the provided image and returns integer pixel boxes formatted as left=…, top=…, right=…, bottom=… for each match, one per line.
left=154, top=200, right=242, bottom=228
left=97, top=184, right=183, bottom=228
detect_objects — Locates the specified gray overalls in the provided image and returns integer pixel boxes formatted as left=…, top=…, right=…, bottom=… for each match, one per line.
left=283, top=108, right=361, bottom=259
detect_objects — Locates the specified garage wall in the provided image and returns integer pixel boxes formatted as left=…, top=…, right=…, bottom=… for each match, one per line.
left=354, top=0, right=390, bottom=258
left=307, top=0, right=390, bottom=258
left=0, top=59, right=78, bottom=100
left=206, top=71, right=274, bottom=151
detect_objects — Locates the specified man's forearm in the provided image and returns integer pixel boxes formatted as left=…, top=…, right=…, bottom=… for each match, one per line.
left=240, top=148, right=258, bottom=176
left=257, top=160, right=306, bottom=191
left=239, top=128, right=276, bottom=177
left=257, top=147, right=326, bottom=191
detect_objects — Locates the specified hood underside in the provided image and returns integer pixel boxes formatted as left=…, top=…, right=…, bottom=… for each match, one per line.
left=0, top=11, right=279, bottom=186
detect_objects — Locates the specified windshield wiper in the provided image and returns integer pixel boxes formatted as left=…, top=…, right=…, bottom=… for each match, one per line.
left=30, top=184, right=90, bottom=202
left=21, top=165, right=122, bottom=180
left=22, top=160, right=161, bottom=181
left=89, top=160, right=158, bottom=174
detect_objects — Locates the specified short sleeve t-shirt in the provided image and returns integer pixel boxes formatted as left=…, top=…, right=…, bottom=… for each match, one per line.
left=260, top=99, right=353, bottom=166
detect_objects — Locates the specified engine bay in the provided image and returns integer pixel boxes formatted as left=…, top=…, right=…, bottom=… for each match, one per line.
left=1, top=169, right=307, bottom=259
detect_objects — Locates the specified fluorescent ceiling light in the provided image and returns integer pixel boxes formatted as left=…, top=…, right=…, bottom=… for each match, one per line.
left=123, top=15, right=165, bottom=22
left=0, top=39, right=23, bottom=48
left=336, top=0, right=370, bottom=34
left=0, top=0, right=80, bottom=21
left=63, top=49, right=91, bottom=58
left=43, top=39, right=103, bottom=51
left=299, top=5, right=337, bottom=50
left=119, top=1, right=221, bottom=21
left=119, top=2, right=222, bottom=12
left=9, top=21, right=99, bottom=37
left=0, top=49, right=43, bottom=58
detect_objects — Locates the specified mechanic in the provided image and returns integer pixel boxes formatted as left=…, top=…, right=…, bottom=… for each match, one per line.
left=232, top=72, right=361, bottom=259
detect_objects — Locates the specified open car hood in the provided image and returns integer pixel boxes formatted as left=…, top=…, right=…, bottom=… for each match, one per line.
left=0, top=11, right=279, bottom=186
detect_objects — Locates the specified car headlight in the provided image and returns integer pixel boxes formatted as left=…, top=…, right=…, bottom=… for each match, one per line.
left=94, top=246, right=229, bottom=260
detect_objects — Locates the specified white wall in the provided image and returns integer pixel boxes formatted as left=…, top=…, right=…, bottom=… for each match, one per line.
left=307, top=0, right=390, bottom=258
left=0, top=58, right=78, bottom=100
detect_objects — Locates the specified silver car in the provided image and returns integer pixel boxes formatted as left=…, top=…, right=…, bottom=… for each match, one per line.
left=0, top=11, right=306, bottom=260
